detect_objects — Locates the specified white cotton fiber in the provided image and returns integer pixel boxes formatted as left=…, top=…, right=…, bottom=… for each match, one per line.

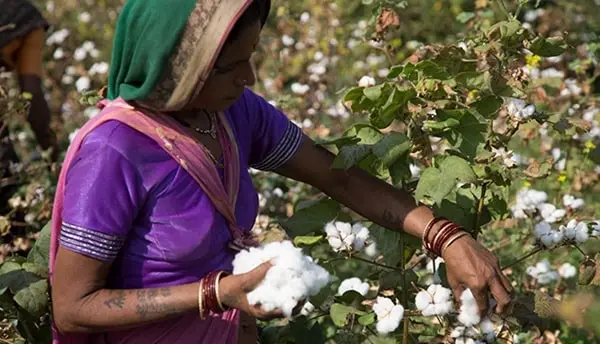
left=232, top=240, right=331, bottom=317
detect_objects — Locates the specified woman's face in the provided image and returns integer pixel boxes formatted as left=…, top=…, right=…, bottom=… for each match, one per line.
left=190, top=20, right=261, bottom=112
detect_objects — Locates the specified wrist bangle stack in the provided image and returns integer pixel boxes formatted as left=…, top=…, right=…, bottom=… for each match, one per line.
left=423, top=216, right=470, bottom=257
left=198, top=270, right=231, bottom=319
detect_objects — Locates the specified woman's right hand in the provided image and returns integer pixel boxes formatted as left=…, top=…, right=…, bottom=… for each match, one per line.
left=218, top=261, right=286, bottom=320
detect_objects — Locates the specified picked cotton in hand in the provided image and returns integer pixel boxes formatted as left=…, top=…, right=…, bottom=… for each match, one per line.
left=232, top=240, right=330, bottom=317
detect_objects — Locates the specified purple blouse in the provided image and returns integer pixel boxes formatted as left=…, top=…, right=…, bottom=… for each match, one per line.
left=59, top=89, right=303, bottom=289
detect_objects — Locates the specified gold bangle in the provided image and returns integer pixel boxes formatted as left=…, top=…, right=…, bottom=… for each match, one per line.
left=441, top=231, right=470, bottom=255
left=215, top=271, right=230, bottom=312
left=198, top=278, right=205, bottom=320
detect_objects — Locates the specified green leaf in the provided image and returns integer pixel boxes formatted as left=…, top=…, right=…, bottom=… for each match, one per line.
left=13, top=279, right=48, bottom=317
left=281, top=198, right=341, bottom=238
left=358, top=312, right=376, bottom=326
left=415, top=61, right=450, bottom=80
left=369, top=224, right=419, bottom=266
left=379, top=270, right=418, bottom=290
left=456, top=12, right=475, bottom=23
left=332, top=145, right=373, bottom=169
left=387, top=66, right=403, bottom=78
left=436, top=109, right=487, bottom=159
left=529, top=36, right=567, bottom=57
left=344, top=87, right=366, bottom=103
left=422, top=118, right=461, bottom=132
left=0, top=269, right=42, bottom=294
left=21, top=263, right=48, bottom=279
left=293, top=235, right=323, bottom=246
left=27, top=221, right=51, bottom=267
left=473, top=95, right=503, bottom=117
left=439, top=156, right=477, bottom=183
left=0, top=262, right=23, bottom=274
left=372, top=132, right=410, bottom=167
left=330, top=303, right=364, bottom=327
left=337, top=290, right=366, bottom=304
left=363, top=84, right=384, bottom=101
left=341, top=123, right=383, bottom=145
left=414, top=168, right=456, bottom=204
left=455, top=72, right=486, bottom=89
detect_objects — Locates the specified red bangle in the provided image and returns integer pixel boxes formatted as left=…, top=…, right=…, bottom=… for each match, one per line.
left=433, top=225, right=462, bottom=255
left=429, top=221, right=453, bottom=252
left=423, top=217, right=447, bottom=251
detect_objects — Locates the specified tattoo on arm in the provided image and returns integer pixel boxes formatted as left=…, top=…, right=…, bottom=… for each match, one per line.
left=382, top=209, right=402, bottom=227
left=135, top=287, right=174, bottom=320
left=104, top=290, right=126, bottom=309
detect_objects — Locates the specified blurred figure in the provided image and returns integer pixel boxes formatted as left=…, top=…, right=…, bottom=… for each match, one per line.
left=0, top=0, right=58, bottom=205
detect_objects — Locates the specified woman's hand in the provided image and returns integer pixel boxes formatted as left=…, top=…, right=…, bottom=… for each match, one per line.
left=441, top=235, right=513, bottom=315
left=219, top=261, right=289, bottom=320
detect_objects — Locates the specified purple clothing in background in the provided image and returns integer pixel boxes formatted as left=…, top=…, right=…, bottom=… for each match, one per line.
left=59, top=88, right=302, bottom=288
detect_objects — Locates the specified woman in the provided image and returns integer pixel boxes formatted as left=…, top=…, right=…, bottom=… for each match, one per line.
left=49, top=0, right=513, bottom=343
left=0, top=0, right=59, bottom=166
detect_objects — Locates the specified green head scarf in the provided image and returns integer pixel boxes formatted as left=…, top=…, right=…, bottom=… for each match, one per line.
left=107, top=0, right=270, bottom=111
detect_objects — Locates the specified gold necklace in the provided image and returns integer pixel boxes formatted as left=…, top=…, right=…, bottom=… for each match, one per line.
left=177, top=111, right=217, bottom=139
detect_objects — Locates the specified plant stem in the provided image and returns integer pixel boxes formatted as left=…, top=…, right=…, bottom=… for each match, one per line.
left=495, top=0, right=513, bottom=20
left=401, top=237, right=408, bottom=344
left=573, top=244, right=587, bottom=258
left=473, top=182, right=488, bottom=238
left=501, top=246, right=544, bottom=270
left=350, top=255, right=404, bottom=271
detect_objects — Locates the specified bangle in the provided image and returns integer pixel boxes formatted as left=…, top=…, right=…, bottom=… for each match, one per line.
left=429, top=221, right=453, bottom=252
left=215, top=271, right=231, bottom=312
left=423, top=216, right=447, bottom=251
left=441, top=231, right=470, bottom=255
left=433, top=224, right=462, bottom=256
left=198, top=278, right=206, bottom=320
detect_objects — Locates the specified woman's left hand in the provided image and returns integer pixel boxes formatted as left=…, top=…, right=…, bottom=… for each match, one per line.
left=441, top=235, right=513, bottom=315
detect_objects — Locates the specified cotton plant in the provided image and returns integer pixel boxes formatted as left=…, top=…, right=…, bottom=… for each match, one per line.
left=534, top=221, right=564, bottom=248
left=415, top=284, right=453, bottom=316
left=325, top=221, right=371, bottom=253
left=337, top=277, right=370, bottom=296
left=232, top=240, right=330, bottom=317
left=372, top=296, right=404, bottom=334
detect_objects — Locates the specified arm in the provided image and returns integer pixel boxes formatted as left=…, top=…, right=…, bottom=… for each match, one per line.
left=276, top=137, right=513, bottom=313
left=52, top=247, right=198, bottom=333
left=275, top=137, right=435, bottom=239
left=52, top=247, right=283, bottom=334
left=16, top=28, right=57, bottom=155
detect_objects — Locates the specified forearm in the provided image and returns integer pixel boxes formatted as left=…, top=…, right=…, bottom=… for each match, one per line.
left=323, top=165, right=433, bottom=239
left=55, top=283, right=199, bottom=334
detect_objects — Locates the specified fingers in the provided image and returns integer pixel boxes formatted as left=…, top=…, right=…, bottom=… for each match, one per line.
left=496, top=267, right=513, bottom=294
left=251, top=304, right=285, bottom=320
left=447, top=272, right=465, bottom=303
left=489, top=277, right=512, bottom=314
left=471, top=286, right=490, bottom=316
left=242, top=260, right=274, bottom=292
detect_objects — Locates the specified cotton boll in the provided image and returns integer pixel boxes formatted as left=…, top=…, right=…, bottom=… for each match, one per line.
left=415, top=284, right=453, bottom=316
left=458, top=289, right=480, bottom=326
left=337, top=277, right=369, bottom=296
left=561, top=220, right=589, bottom=244
left=364, top=242, right=378, bottom=257
left=372, top=297, right=404, bottom=334
left=537, top=203, right=566, bottom=223
left=232, top=241, right=330, bottom=317
left=558, top=263, right=577, bottom=279
left=563, top=195, right=585, bottom=210
left=358, top=76, right=376, bottom=87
